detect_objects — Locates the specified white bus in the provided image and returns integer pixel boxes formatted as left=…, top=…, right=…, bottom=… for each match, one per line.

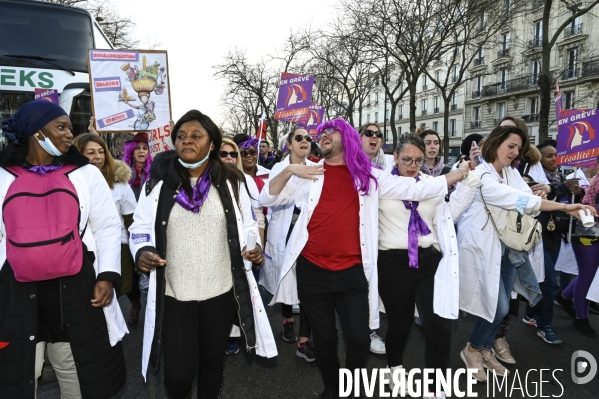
left=0, top=0, right=113, bottom=137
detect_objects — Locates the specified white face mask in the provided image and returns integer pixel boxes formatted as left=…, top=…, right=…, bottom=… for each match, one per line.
left=178, top=145, right=211, bottom=169
left=35, top=130, right=64, bottom=157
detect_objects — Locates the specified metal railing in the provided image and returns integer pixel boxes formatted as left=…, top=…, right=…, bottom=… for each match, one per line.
left=434, top=107, right=440, bottom=114
left=471, top=121, right=482, bottom=129
left=582, top=59, right=599, bottom=77
left=422, top=84, right=428, bottom=91
left=529, top=38, right=542, bottom=47
left=453, top=75, right=459, bottom=83
left=451, top=104, right=458, bottom=111
left=532, top=0, right=545, bottom=9
left=474, top=57, right=485, bottom=66
left=562, top=68, right=578, bottom=80
left=497, top=48, right=510, bottom=58
left=398, top=114, right=403, bottom=120
left=472, top=90, right=481, bottom=99
left=529, top=114, right=539, bottom=121
left=421, top=110, right=428, bottom=116
left=564, top=23, right=583, bottom=38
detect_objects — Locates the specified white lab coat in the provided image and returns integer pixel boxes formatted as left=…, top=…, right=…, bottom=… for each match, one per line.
left=0, top=165, right=128, bottom=346
left=129, top=179, right=277, bottom=379
left=259, top=157, right=314, bottom=295
left=258, top=163, right=449, bottom=329
left=456, top=162, right=543, bottom=322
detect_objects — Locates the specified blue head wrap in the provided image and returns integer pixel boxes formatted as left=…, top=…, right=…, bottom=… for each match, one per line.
left=1, top=101, right=68, bottom=146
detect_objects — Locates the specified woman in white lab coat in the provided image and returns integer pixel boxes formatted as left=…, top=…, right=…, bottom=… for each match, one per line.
left=457, top=125, right=594, bottom=382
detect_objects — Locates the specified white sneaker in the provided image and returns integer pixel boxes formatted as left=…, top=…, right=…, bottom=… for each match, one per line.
left=388, top=365, right=408, bottom=396
left=370, top=332, right=386, bottom=354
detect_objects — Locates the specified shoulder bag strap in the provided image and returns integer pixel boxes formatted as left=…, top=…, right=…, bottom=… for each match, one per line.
left=478, top=172, right=502, bottom=235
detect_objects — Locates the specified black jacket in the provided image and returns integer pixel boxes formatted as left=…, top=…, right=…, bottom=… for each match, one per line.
left=137, top=152, right=257, bottom=374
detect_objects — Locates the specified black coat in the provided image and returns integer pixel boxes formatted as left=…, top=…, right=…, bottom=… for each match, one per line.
left=137, top=152, right=257, bottom=374
left=0, top=146, right=126, bottom=399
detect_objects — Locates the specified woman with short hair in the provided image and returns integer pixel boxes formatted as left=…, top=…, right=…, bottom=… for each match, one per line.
left=458, top=125, right=594, bottom=382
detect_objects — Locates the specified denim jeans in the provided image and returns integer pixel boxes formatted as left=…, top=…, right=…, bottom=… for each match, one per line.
left=526, top=249, right=560, bottom=328
left=469, top=251, right=517, bottom=350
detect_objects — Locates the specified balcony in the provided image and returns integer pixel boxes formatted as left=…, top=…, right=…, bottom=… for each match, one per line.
left=421, top=110, right=428, bottom=116
left=471, top=121, right=482, bottom=129
left=582, top=59, right=599, bottom=77
left=474, top=57, right=485, bottom=66
left=562, top=68, right=578, bottom=80
left=476, top=73, right=558, bottom=98
left=564, top=23, right=583, bottom=39
left=483, top=83, right=508, bottom=96
left=529, top=114, right=539, bottom=122
left=422, top=84, right=428, bottom=91
left=529, top=38, right=542, bottom=48
left=497, top=48, right=510, bottom=58
left=397, top=114, right=403, bottom=120
left=451, top=104, right=458, bottom=111
left=472, top=90, right=482, bottom=99
left=434, top=107, right=440, bottom=114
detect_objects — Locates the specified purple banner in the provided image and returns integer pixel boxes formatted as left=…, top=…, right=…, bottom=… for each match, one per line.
left=97, top=109, right=135, bottom=128
left=297, top=104, right=325, bottom=128
left=555, top=89, right=599, bottom=167
left=93, top=76, right=122, bottom=92
left=34, top=88, right=59, bottom=105
left=275, top=72, right=314, bottom=121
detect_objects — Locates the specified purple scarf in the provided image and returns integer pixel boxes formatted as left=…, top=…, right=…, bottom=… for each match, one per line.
left=174, top=163, right=212, bottom=213
left=24, top=164, right=64, bottom=176
left=239, top=137, right=259, bottom=150
left=392, top=167, right=431, bottom=268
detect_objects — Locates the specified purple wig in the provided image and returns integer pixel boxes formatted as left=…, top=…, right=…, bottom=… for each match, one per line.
left=122, top=140, right=152, bottom=185
left=316, top=118, right=377, bottom=195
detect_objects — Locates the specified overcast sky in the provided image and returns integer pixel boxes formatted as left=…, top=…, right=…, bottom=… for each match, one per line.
left=117, top=0, right=336, bottom=125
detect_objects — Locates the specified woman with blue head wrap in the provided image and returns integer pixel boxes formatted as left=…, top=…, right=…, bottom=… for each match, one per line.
left=0, top=101, right=127, bottom=398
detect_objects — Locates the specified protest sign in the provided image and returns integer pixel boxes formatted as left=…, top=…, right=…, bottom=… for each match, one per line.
left=555, top=85, right=599, bottom=167
left=88, top=49, right=171, bottom=132
left=147, top=123, right=174, bottom=159
left=34, top=88, right=59, bottom=104
left=274, top=72, right=314, bottom=121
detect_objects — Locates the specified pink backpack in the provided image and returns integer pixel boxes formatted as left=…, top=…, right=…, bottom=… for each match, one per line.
left=3, top=165, right=85, bottom=282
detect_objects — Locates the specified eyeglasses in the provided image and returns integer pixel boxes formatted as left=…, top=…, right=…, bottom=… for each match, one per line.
left=362, top=129, right=383, bottom=138
left=294, top=134, right=313, bottom=143
left=218, top=151, right=238, bottom=159
left=240, top=148, right=257, bottom=157
left=400, top=157, right=425, bottom=166
left=317, top=128, right=336, bottom=141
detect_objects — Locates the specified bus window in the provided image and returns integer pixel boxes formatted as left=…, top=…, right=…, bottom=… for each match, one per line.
left=0, top=2, right=93, bottom=73
left=93, top=23, right=113, bottom=50
left=0, top=92, right=35, bottom=121
left=70, top=92, right=92, bottom=136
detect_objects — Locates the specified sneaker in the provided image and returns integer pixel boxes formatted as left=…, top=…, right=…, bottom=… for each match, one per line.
left=481, top=349, right=510, bottom=377
left=492, top=337, right=516, bottom=364
left=414, top=316, right=422, bottom=327
left=388, top=365, right=408, bottom=396
left=460, top=343, right=487, bottom=382
left=522, top=314, right=538, bottom=327
left=370, top=332, right=386, bottom=354
left=555, top=291, right=576, bottom=318
left=590, top=302, right=599, bottom=315
left=537, top=326, right=562, bottom=344
left=296, top=341, right=316, bottom=362
left=573, top=318, right=598, bottom=338
left=225, top=338, right=239, bottom=355
left=282, top=320, right=297, bottom=342
left=292, top=304, right=300, bottom=314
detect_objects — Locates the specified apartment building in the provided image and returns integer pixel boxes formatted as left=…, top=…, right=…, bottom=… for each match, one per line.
left=464, top=1, right=599, bottom=144
left=353, top=71, right=467, bottom=157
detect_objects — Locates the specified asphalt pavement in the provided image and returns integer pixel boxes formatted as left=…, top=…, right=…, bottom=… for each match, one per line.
left=37, top=293, right=599, bottom=399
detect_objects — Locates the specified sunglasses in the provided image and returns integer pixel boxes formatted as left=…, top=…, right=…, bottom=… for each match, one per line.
left=218, top=151, right=238, bottom=159
left=294, top=134, right=313, bottom=143
left=240, top=148, right=257, bottom=157
left=317, top=128, right=336, bottom=141
left=363, top=129, right=383, bottom=138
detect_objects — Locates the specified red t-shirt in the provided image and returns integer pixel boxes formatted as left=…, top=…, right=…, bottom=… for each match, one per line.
left=301, top=164, right=362, bottom=271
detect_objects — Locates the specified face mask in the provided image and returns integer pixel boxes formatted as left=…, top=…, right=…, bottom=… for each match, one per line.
left=35, top=130, right=64, bottom=157
left=178, top=145, right=211, bottom=169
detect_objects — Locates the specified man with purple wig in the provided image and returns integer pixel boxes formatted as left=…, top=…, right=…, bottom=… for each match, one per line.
left=259, top=118, right=471, bottom=398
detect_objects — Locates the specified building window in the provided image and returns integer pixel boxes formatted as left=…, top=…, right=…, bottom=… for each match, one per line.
left=529, top=97, right=539, bottom=120
left=375, top=93, right=379, bottom=104
left=565, top=48, right=578, bottom=79
left=367, top=113, right=371, bottom=123
left=385, top=109, right=389, bottom=121
left=564, top=91, right=575, bottom=109
left=453, top=66, right=459, bottom=83
left=423, top=75, right=428, bottom=90
left=435, top=70, right=441, bottom=82
left=473, top=76, right=483, bottom=98
left=475, top=47, right=485, bottom=65
left=451, top=93, right=457, bottom=110
left=498, top=69, right=509, bottom=92
left=422, top=99, right=428, bottom=115
left=398, top=105, right=403, bottom=119
left=496, top=102, right=506, bottom=123
left=499, top=33, right=510, bottom=57
left=531, top=59, right=541, bottom=85
left=375, top=112, right=379, bottom=123
left=450, top=119, right=457, bottom=137
left=432, top=121, right=439, bottom=132
left=367, top=95, right=371, bottom=106
left=472, top=106, right=481, bottom=128
left=532, top=20, right=543, bottom=47
left=434, top=97, right=440, bottom=114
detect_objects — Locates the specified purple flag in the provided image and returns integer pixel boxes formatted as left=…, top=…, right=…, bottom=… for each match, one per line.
left=297, top=104, right=326, bottom=128
left=274, top=72, right=314, bottom=121
left=34, top=89, right=59, bottom=105
left=555, top=84, right=599, bottom=167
